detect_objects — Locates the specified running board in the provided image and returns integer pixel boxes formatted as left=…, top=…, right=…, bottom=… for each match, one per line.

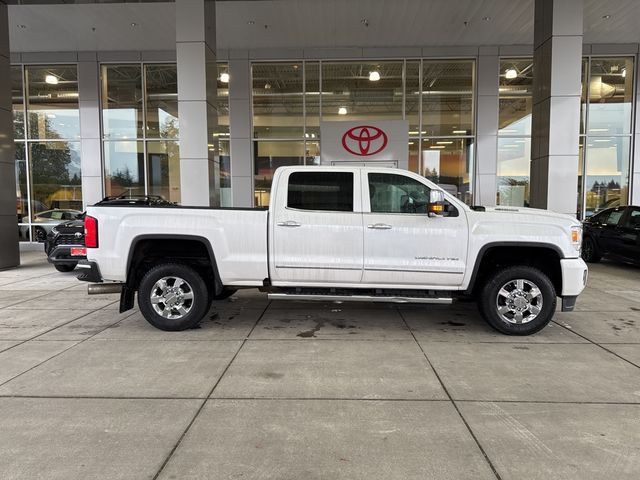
left=267, top=293, right=453, bottom=305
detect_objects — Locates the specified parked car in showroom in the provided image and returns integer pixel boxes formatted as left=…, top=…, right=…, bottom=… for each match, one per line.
left=45, top=195, right=177, bottom=273
left=32, top=208, right=83, bottom=242
left=582, top=205, right=640, bottom=265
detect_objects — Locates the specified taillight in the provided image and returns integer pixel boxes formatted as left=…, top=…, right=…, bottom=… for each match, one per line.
left=84, top=215, right=98, bottom=248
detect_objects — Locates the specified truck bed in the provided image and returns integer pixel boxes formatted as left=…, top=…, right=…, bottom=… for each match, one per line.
left=85, top=205, right=269, bottom=285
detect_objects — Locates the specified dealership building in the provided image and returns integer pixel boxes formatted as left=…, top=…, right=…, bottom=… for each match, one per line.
left=0, top=0, right=639, bottom=268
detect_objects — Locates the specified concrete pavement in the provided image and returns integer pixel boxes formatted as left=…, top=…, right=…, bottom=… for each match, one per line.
left=0, top=251, right=639, bottom=479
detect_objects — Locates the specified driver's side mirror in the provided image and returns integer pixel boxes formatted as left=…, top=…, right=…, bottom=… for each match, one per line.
left=428, top=190, right=445, bottom=217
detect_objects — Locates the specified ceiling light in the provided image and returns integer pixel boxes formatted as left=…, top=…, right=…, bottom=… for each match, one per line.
left=436, top=141, right=453, bottom=145
left=602, top=14, right=611, bottom=19
left=264, top=83, right=271, bottom=89
left=482, top=16, right=491, bottom=21
left=368, top=70, right=381, bottom=82
left=622, top=68, right=627, bottom=78
left=338, top=106, right=347, bottom=115
left=247, top=20, right=255, bottom=25
left=45, top=74, right=58, bottom=85
left=130, top=23, right=138, bottom=27
left=429, top=145, right=446, bottom=149
left=505, top=68, right=518, bottom=79
left=452, top=130, right=467, bottom=134
left=593, top=139, right=610, bottom=142
left=219, top=72, right=230, bottom=83
left=361, top=18, right=369, bottom=27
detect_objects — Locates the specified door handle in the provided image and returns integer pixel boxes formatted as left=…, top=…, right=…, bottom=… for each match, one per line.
left=367, top=223, right=392, bottom=230
left=277, top=220, right=301, bottom=227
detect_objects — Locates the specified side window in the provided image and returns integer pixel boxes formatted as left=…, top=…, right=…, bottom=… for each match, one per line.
left=624, top=209, right=640, bottom=228
left=603, top=209, right=624, bottom=226
left=287, top=171, right=354, bottom=212
left=369, top=173, right=431, bottom=214
left=37, top=211, right=52, bottom=219
left=50, top=211, right=64, bottom=221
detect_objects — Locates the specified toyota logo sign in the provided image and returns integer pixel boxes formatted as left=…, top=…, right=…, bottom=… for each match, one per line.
left=341, top=125, right=388, bottom=156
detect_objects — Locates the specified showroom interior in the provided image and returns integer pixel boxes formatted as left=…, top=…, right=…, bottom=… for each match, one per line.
left=0, top=0, right=639, bottom=269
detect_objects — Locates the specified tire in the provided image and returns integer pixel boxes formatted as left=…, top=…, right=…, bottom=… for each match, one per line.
left=212, top=288, right=237, bottom=301
left=581, top=237, right=602, bottom=263
left=478, top=266, right=556, bottom=335
left=54, top=263, right=77, bottom=272
left=138, top=263, right=210, bottom=331
left=34, top=227, right=46, bottom=243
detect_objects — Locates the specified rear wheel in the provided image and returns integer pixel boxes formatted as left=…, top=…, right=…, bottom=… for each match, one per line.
left=138, top=263, right=210, bottom=331
left=54, top=263, right=77, bottom=272
left=478, top=266, right=556, bottom=335
left=581, top=237, right=602, bottom=263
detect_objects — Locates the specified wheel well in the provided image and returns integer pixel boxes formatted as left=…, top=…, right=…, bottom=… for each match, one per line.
left=126, top=237, right=220, bottom=295
left=470, top=246, right=562, bottom=296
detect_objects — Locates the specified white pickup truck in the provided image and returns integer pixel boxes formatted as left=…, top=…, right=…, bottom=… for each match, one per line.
left=81, top=166, right=588, bottom=335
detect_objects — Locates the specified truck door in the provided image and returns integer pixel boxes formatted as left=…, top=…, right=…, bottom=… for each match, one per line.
left=270, top=169, right=364, bottom=284
left=362, top=171, right=468, bottom=286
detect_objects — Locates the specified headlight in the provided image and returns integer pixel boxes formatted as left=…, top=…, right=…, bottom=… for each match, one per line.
left=51, top=227, right=58, bottom=235
left=570, top=226, right=582, bottom=251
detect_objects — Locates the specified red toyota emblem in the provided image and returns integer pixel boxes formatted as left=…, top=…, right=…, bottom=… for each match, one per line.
left=341, top=125, right=388, bottom=156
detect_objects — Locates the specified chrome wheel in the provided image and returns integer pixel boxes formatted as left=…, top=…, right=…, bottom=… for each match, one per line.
left=150, top=276, right=195, bottom=319
left=495, top=279, right=543, bottom=324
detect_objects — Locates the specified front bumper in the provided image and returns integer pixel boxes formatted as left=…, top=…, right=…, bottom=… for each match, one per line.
left=560, top=257, right=588, bottom=298
left=46, top=245, right=86, bottom=264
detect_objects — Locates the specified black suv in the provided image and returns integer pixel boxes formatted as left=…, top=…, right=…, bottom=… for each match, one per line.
left=45, top=195, right=176, bottom=272
left=582, top=205, right=640, bottom=265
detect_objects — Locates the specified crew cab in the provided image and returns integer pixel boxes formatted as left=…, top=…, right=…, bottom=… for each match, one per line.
left=81, top=166, right=588, bottom=335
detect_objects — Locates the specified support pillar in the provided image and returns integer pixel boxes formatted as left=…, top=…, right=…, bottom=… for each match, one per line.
left=78, top=53, right=104, bottom=207
left=176, top=0, right=219, bottom=206
left=530, top=0, right=583, bottom=215
left=228, top=52, right=254, bottom=207
left=0, top=1, right=19, bottom=269
left=475, top=47, right=500, bottom=206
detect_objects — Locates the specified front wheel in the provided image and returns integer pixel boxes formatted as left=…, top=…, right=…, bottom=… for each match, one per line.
left=478, top=266, right=556, bottom=335
left=54, top=263, right=77, bottom=272
left=581, top=237, right=602, bottom=263
left=138, top=263, right=210, bottom=331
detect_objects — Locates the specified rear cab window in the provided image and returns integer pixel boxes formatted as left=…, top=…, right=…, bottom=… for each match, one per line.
left=287, top=171, right=354, bottom=212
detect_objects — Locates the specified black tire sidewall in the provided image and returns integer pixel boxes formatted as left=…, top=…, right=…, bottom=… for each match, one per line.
left=479, top=266, right=556, bottom=335
left=54, top=263, right=77, bottom=272
left=138, top=263, right=209, bottom=331
left=582, top=237, right=601, bottom=263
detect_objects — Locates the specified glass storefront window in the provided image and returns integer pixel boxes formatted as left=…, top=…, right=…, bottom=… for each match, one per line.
left=421, top=137, right=473, bottom=204
left=252, top=62, right=304, bottom=139
left=321, top=61, right=403, bottom=121
left=422, top=60, right=474, bottom=137
left=406, top=61, right=421, bottom=134
left=145, top=65, right=178, bottom=139
left=12, top=66, right=24, bottom=139
left=584, top=137, right=630, bottom=217
left=587, top=57, right=634, bottom=135
left=104, top=141, right=145, bottom=197
left=101, top=64, right=143, bottom=140
left=497, top=137, right=531, bottom=207
left=408, top=139, right=420, bottom=173
left=499, top=59, right=533, bottom=136
left=28, top=141, right=82, bottom=242
left=218, top=139, right=231, bottom=207
left=305, top=61, right=320, bottom=138
left=146, top=141, right=180, bottom=202
left=254, top=140, right=305, bottom=206
left=217, top=62, right=229, bottom=134
left=26, top=66, right=80, bottom=140
left=15, top=142, right=30, bottom=242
